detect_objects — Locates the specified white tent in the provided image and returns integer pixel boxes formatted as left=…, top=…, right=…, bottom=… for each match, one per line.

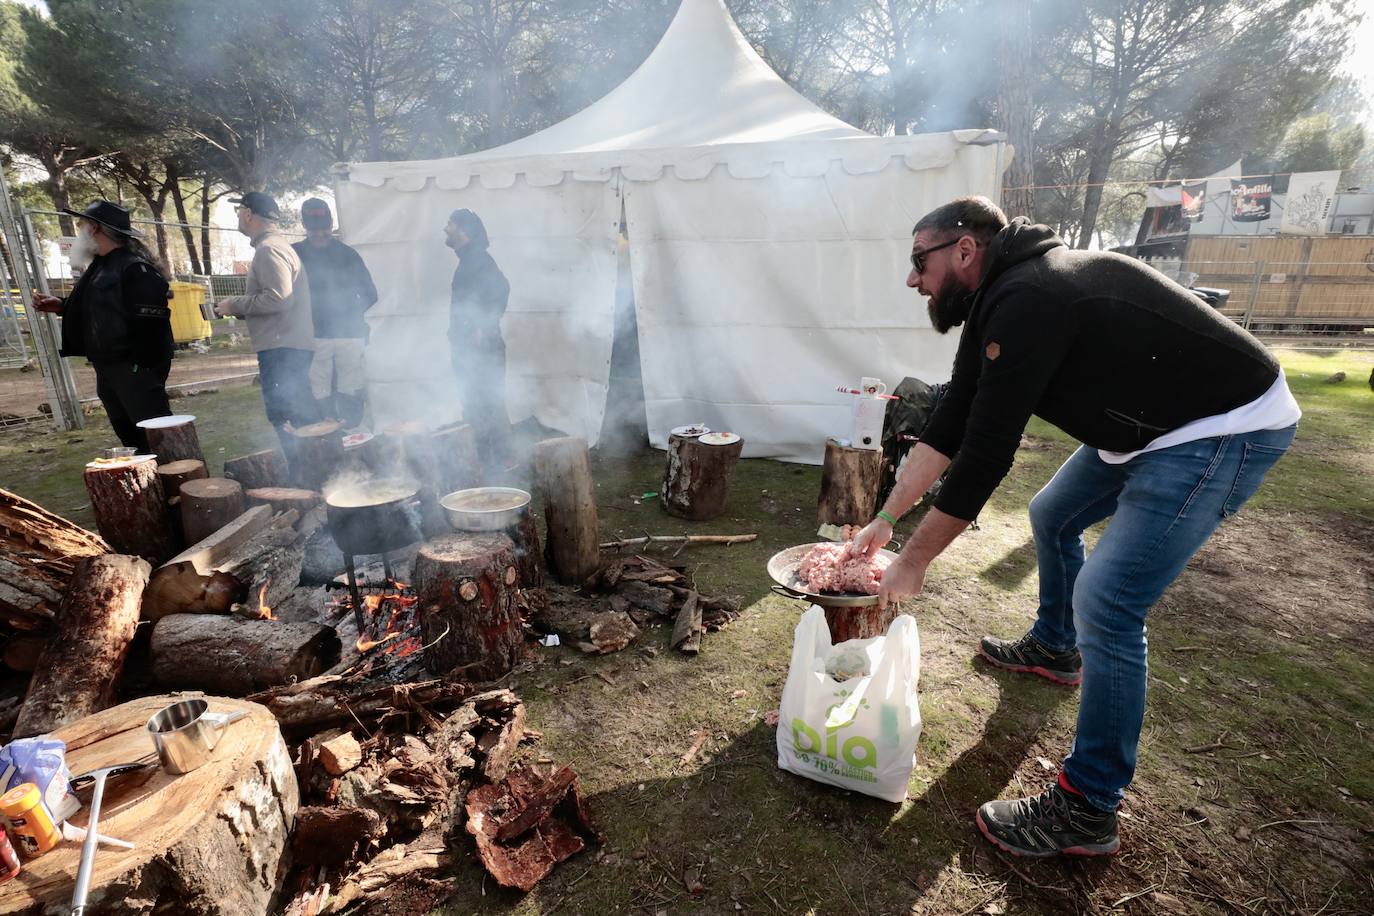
left=336, top=0, right=1006, bottom=462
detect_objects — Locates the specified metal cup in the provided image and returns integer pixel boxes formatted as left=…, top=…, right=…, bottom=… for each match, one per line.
left=146, top=699, right=248, bottom=774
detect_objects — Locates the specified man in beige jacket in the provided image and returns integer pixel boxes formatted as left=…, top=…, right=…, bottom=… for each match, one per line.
left=215, top=191, right=320, bottom=474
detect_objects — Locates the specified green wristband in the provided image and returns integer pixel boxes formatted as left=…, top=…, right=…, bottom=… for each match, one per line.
left=876, top=510, right=899, bottom=526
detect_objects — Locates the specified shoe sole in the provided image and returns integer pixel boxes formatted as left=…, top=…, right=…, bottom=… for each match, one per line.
left=978, top=646, right=1082, bottom=686
left=975, top=809, right=1120, bottom=858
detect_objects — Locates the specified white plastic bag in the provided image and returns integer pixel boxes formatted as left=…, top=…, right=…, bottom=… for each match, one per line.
left=776, top=605, right=921, bottom=802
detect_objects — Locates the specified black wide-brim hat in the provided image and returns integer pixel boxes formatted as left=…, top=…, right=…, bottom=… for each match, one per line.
left=62, top=200, right=142, bottom=239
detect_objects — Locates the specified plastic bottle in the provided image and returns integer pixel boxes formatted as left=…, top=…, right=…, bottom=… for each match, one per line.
left=0, top=783, right=61, bottom=858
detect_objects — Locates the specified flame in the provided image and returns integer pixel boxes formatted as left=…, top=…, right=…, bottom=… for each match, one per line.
left=257, top=580, right=274, bottom=620
left=356, top=631, right=401, bottom=653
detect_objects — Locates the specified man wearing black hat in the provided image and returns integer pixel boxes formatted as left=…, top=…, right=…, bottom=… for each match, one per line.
left=292, top=198, right=377, bottom=428
left=32, top=200, right=174, bottom=450
left=214, top=191, right=320, bottom=471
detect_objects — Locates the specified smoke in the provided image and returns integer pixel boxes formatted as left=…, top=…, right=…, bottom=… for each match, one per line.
left=322, top=467, right=420, bottom=507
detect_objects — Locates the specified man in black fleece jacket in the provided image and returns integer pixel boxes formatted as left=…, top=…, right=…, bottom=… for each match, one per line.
left=850, top=197, right=1299, bottom=857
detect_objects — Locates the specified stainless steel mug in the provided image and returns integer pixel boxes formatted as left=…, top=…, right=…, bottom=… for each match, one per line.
left=146, top=699, right=248, bottom=774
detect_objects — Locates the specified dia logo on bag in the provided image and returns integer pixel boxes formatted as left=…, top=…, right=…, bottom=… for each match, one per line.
left=790, top=693, right=878, bottom=782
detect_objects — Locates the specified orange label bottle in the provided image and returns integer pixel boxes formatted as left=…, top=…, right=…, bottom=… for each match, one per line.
left=0, top=784, right=60, bottom=858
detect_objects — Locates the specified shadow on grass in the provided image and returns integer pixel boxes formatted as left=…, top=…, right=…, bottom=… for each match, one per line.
left=979, top=537, right=1039, bottom=591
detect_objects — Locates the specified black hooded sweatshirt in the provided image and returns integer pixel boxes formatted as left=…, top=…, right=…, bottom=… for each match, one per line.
left=919, top=218, right=1279, bottom=522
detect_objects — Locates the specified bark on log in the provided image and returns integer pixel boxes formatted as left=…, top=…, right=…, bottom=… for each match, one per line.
left=248, top=674, right=470, bottom=737
left=0, top=487, right=108, bottom=629
left=0, top=695, right=297, bottom=916
left=223, top=448, right=289, bottom=491
left=414, top=533, right=524, bottom=679
left=83, top=457, right=176, bottom=564
left=816, top=441, right=883, bottom=526
left=139, top=414, right=205, bottom=465
left=824, top=604, right=898, bottom=642
left=662, top=434, right=744, bottom=521
left=245, top=487, right=322, bottom=515
left=156, top=459, right=208, bottom=499
left=506, top=510, right=544, bottom=589
left=179, top=477, right=245, bottom=546
left=151, top=613, right=340, bottom=695
left=432, top=422, right=481, bottom=493
left=3, top=635, right=48, bottom=673
left=288, top=421, right=345, bottom=492
left=533, top=437, right=600, bottom=584
left=12, top=555, right=149, bottom=737
left=670, top=590, right=702, bottom=655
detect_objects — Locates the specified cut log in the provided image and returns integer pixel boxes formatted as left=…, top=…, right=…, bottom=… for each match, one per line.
left=83, top=456, right=177, bottom=564
left=138, top=414, right=205, bottom=465
left=156, top=458, right=208, bottom=499
left=151, top=613, right=340, bottom=695
left=179, top=477, right=245, bottom=546
left=662, top=433, right=744, bottom=521
left=0, top=694, right=297, bottom=916
left=670, top=590, right=702, bottom=655
left=245, top=487, right=322, bottom=515
left=414, top=533, right=524, bottom=679
left=248, top=674, right=471, bottom=737
left=431, top=422, right=480, bottom=493
left=824, top=604, right=898, bottom=642
left=506, top=510, right=544, bottom=589
left=223, top=448, right=289, bottom=491
left=319, top=731, right=363, bottom=776
left=287, top=420, right=345, bottom=492
left=0, top=487, right=108, bottom=630
left=533, top=437, right=600, bottom=585
left=817, top=441, right=883, bottom=526
left=11, top=555, right=149, bottom=737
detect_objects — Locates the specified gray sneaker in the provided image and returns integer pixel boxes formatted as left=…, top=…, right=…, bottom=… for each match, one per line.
left=976, top=780, right=1119, bottom=857
left=979, top=631, right=1082, bottom=686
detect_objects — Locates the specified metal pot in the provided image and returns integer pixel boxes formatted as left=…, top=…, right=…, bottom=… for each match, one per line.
left=441, top=487, right=531, bottom=532
left=325, top=478, right=422, bottom=556
left=146, top=699, right=249, bottom=774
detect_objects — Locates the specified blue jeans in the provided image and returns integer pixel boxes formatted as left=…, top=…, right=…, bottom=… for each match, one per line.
left=257, top=348, right=321, bottom=475
left=1025, top=426, right=1296, bottom=812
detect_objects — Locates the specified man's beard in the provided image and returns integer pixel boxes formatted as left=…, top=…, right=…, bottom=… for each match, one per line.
left=68, top=226, right=98, bottom=271
left=926, top=279, right=974, bottom=334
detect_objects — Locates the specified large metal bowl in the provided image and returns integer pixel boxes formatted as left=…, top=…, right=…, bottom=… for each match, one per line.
left=766, top=543, right=900, bottom=608
left=441, top=487, right=531, bottom=532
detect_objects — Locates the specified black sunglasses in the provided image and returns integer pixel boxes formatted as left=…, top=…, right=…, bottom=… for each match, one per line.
left=910, top=237, right=963, bottom=273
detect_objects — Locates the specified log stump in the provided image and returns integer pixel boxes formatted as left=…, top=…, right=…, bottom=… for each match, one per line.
left=137, top=413, right=204, bottom=465
left=0, top=695, right=297, bottom=916
left=414, top=533, right=523, bottom=679
left=432, top=422, right=481, bottom=493
left=245, top=487, right=322, bottom=515
left=823, top=604, right=898, bottom=643
left=83, top=456, right=176, bottom=564
left=224, top=448, right=289, bottom=491
left=288, top=421, right=345, bottom=492
left=533, top=437, right=600, bottom=585
left=180, top=477, right=246, bottom=546
left=12, top=554, right=150, bottom=737
left=151, top=614, right=341, bottom=695
left=662, top=433, right=744, bottom=521
left=816, top=441, right=883, bottom=526
left=157, top=458, right=208, bottom=498
left=506, top=510, right=544, bottom=590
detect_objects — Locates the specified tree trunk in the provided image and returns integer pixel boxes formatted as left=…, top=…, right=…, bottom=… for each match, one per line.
left=414, top=532, right=524, bottom=679
left=533, top=437, right=600, bottom=584
left=0, top=696, right=297, bottom=916
left=199, top=175, right=214, bottom=274
left=247, top=674, right=470, bottom=738
left=142, top=415, right=205, bottom=465
left=245, top=487, right=321, bottom=515
left=816, top=442, right=883, bottom=526
left=288, top=421, right=345, bottom=492
left=166, top=162, right=204, bottom=275
left=12, top=555, right=150, bottom=738
left=506, top=510, right=544, bottom=590
left=39, top=149, right=75, bottom=235
left=824, top=604, right=898, bottom=642
left=224, top=448, right=289, bottom=491
left=151, top=614, right=340, bottom=695
left=661, top=434, right=744, bottom=521
left=83, top=457, right=177, bottom=564
left=179, top=477, right=245, bottom=545
left=996, top=0, right=1035, bottom=219
left=156, top=459, right=208, bottom=498
left=0, top=487, right=109, bottom=630
left=1077, top=120, right=1119, bottom=249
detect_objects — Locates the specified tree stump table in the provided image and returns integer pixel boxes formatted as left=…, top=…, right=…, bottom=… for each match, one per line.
left=287, top=421, right=345, bottom=492
left=414, top=533, right=524, bottom=680
left=224, top=449, right=289, bottom=492
left=0, top=694, right=297, bottom=916
left=823, top=604, right=899, bottom=643
left=156, top=459, right=208, bottom=499
left=244, top=487, right=322, bottom=515
left=532, top=437, right=600, bottom=584
left=816, top=440, right=883, bottom=526
left=179, top=477, right=245, bottom=546
left=662, top=432, right=744, bottom=521
left=136, top=414, right=204, bottom=465
left=83, top=456, right=176, bottom=564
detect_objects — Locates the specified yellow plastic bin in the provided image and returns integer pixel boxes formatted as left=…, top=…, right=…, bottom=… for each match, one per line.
left=168, top=281, right=212, bottom=344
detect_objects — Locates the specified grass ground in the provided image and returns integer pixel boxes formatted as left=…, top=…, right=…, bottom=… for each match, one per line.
left=1, top=349, right=1371, bottom=915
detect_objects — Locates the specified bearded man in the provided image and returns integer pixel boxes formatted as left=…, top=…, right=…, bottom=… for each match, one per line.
left=32, top=200, right=173, bottom=450
left=848, top=196, right=1299, bottom=857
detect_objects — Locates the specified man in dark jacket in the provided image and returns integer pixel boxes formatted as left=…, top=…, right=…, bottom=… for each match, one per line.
left=292, top=198, right=377, bottom=428
left=445, top=209, right=510, bottom=468
left=32, top=200, right=173, bottom=450
left=849, top=197, right=1299, bottom=858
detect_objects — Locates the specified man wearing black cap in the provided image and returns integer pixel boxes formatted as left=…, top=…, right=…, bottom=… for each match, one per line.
left=32, top=200, right=174, bottom=450
left=292, top=198, right=377, bottom=428
left=214, top=191, right=320, bottom=471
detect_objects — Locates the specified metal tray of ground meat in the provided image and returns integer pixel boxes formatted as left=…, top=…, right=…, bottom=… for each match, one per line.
left=766, top=543, right=900, bottom=608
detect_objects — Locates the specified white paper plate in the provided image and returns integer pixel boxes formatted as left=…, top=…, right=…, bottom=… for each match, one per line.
left=699, top=432, right=741, bottom=446
left=136, top=414, right=195, bottom=429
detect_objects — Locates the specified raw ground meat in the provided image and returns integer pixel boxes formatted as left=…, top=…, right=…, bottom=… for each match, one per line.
left=796, top=543, right=891, bottom=595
